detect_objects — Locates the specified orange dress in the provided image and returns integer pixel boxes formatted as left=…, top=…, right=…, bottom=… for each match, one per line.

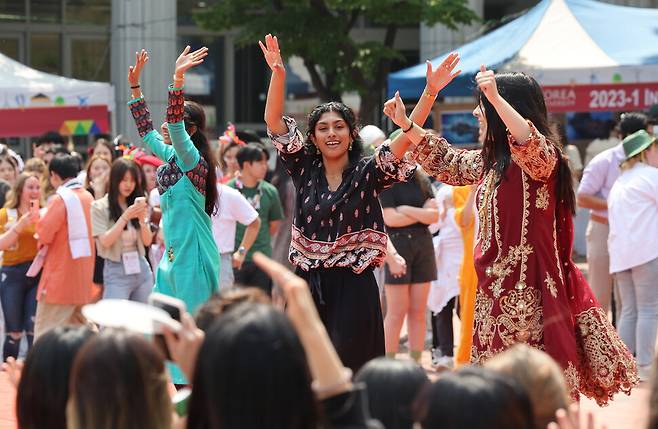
left=452, top=186, right=477, bottom=367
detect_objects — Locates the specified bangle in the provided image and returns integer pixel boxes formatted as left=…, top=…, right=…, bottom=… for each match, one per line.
left=402, top=120, right=414, bottom=133
left=424, top=89, right=437, bottom=98
left=311, top=368, right=353, bottom=395
left=130, top=84, right=141, bottom=89
left=173, top=73, right=184, bottom=81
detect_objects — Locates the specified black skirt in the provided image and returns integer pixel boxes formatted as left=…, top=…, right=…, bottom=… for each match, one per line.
left=296, top=266, right=384, bottom=373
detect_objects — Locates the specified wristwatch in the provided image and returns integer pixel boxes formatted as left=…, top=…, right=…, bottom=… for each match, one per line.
left=237, top=246, right=247, bottom=256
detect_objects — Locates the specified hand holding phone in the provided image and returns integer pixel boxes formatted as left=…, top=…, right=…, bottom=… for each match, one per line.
left=29, top=199, right=40, bottom=221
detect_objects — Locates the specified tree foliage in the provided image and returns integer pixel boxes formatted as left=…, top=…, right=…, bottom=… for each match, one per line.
left=196, top=0, right=478, bottom=122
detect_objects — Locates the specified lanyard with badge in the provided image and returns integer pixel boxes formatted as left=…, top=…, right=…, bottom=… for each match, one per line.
left=121, top=223, right=141, bottom=275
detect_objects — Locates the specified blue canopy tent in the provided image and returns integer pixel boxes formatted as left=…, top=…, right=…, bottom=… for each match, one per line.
left=388, top=0, right=658, bottom=98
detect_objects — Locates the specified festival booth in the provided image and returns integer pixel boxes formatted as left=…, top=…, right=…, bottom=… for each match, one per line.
left=388, top=0, right=658, bottom=145
left=0, top=52, right=115, bottom=138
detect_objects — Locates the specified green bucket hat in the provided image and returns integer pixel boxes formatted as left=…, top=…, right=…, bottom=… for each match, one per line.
left=622, top=130, right=656, bottom=161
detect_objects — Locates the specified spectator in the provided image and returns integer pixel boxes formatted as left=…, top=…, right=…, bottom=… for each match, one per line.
left=0, top=154, right=19, bottom=187
left=33, top=154, right=95, bottom=339
left=485, top=344, right=569, bottom=429
left=91, top=158, right=153, bottom=302
left=67, top=329, right=172, bottom=429
left=360, top=125, right=386, bottom=157
left=413, top=367, right=534, bottom=429
left=33, top=131, right=65, bottom=161
left=608, top=130, right=658, bottom=381
left=23, top=157, right=47, bottom=176
left=83, top=155, right=111, bottom=200
left=355, top=358, right=429, bottom=429
left=11, top=326, right=95, bottom=429
left=211, top=182, right=261, bottom=291
left=194, top=287, right=270, bottom=331
left=584, top=119, right=619, bottom=166
left=0, top=173, right=42, bottom=360
left=91, top=137, right=117, bottom=162
left=577, top=112, right=650, bottom=320
left=227, top=143, right=284, bottom=294
left=380, top=170, right=438, bottom=363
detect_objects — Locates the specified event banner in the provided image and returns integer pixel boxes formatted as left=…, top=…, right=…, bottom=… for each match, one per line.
left=543, top=82, right=658, bottom=112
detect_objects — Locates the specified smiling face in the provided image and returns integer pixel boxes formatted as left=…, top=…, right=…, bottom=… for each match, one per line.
left=310, top=111, right=353, bottom=161
left=94, top=143, right=113, bottom=161
left=473, top=104, right=487, bottom=144
left=21, top=175, right=41, bottom=205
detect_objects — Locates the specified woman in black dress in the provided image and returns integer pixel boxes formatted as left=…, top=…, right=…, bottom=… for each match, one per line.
left=260, top=34, right=460, bottom=371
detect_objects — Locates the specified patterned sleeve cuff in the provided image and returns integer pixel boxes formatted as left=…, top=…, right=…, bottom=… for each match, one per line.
left=410, top=132, right=483, bottom=186
left=166, top=85, right=185, bottom=124
left=375, top=143, right=416, bottom=182
left=508, top=120, right=557, bottom=182
left=128, top=97, right=154, bottom=138
left=267, top=116, right=305, bottom=154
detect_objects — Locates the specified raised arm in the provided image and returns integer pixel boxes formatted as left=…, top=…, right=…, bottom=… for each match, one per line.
left=389, top=53, right=461, bottom=159
left=384, top=92, right=483, bottom=186
left=127, top=49, right=174, bottom=162
left=166, top=46, right=209, bottom=172
left=476, top=65, right=557, bottom=182
left=260, top=34, right=287, bottom=134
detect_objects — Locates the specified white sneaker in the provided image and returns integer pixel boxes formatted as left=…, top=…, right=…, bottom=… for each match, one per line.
left=435, top=356, right=454, bottom=370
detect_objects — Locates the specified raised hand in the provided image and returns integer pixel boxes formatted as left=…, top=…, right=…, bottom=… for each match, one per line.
left=475, top=64, right=500, bottom=104
left=383, top=91, right=411, bottom=129
left=426, top=52, right=461, bottom=95
left=174, top=45, right=208, bottom=78
left=258, top=34, right=285, bottom=72
left=128, top=49, right=149, bottom=87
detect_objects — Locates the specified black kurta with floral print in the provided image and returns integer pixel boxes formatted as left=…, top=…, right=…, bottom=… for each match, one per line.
left=268, top=116, right=416, bottom=274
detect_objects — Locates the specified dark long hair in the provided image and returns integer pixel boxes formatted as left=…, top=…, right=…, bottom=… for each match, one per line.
left=355, top=357, right=430, bottom=429
left=414, top=366, right=535, bottom=429
left=187, top=303, right=319, bottom=429
left=16, top=326, right=95, bottom=429
left=108, top=157, right=145, bottom=229
left=478, top=72, right=576, bottom=214
left=67, top=329, right=171, bottom=429
left=184, top=100, right=218, bottom=216
left=306, top=102, right=364, bottom=166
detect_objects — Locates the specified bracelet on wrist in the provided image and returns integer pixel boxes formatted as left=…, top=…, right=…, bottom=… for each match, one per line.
left=424, top=88, right=437, bottom=98
left=402, top=120, right=414, bottom=133
left=130, top=84, right=141, bottom=89
left=173, top=73, right=184, bottom=81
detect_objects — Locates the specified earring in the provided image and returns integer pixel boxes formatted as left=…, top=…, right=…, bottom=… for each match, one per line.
left=315, top=145, right=320, bottom=155
left=349, top=141, right=353, bottom=151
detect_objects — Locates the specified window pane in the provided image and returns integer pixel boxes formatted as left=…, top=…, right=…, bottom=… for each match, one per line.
left=31, top=0, right=62, bottom=23
left=65, top=0, right=110, bottom=25
left=0, top=0, right=27, bottom=22
left=30, top=33, right=61, bottom=74
left=71, top=38, right=110, bottom=82
left=0, top=37, right=20, bottom=61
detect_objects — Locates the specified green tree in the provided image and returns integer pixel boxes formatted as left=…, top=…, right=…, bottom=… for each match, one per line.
left=196, top=0, right=478, bottom=123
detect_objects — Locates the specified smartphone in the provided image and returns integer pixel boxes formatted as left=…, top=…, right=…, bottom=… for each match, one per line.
left=29, top=199, right=39, bottom=216
left=148, top=293, right=186, bottom=360
left=135, top=196, right=147, bottom=206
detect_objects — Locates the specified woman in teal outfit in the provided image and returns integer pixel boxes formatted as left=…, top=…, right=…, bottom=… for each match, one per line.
left=126, top=47, right=219, bottom=313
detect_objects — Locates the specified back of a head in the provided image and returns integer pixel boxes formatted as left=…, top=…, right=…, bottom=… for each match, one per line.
left=67, top=329, right=171, bottom=429
left=236, top=143, right=269, bottom=168
left=195, top=287, right=271, bottom=332
left=355, top=357, right=429, bottom=429
left=415, top=366, right=534, bottom=429
left=619, top=112, right=648, bottom=139
left=188, top=303, right=318, bottom=429
left=484, top=344, right=569, bottom=429
left=38, top=131, right=65, bottom=146
left=49, top=153, right=80, bottom=180
left=17, top=326, right=95, bottom=429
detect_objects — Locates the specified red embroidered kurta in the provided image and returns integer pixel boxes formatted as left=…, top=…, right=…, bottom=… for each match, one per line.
left=413, top=122, right=638, bottom=405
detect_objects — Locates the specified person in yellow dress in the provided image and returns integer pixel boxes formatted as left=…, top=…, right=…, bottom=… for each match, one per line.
left=452, top=185, right=477, bottom=366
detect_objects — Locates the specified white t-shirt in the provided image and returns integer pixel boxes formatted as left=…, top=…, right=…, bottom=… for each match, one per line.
left=607, top=163, right=658, bottom=273
left=212, top=184, right=259, bottom=253
left=149, top=187, right=161, bottom=207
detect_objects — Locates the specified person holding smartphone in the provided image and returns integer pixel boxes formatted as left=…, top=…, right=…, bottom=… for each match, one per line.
left=91, top=158, right=153, bottom=302
left=0, top=173, right=42, bottom=360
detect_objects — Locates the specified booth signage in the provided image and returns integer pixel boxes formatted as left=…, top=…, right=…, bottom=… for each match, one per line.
left=543, top=82, right=658, bottom=112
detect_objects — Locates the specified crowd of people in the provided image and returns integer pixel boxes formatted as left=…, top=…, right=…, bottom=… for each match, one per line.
left=0, top=33, right=656, bottom=428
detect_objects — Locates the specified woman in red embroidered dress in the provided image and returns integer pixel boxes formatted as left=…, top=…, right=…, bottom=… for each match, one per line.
left=384, top=65, right=638, bottom=405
